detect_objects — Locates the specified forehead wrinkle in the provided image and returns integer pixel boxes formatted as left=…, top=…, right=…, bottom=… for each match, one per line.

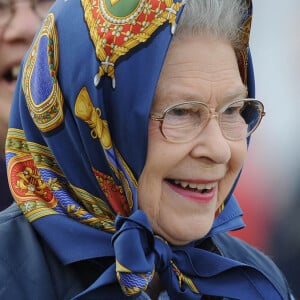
left=161, top=62, right=241, bottom=83
left=222, top=84, right=248, bottom=101
left=154, top=77, right=247, bottom=112
left=157, top=40, right=245, bottom=108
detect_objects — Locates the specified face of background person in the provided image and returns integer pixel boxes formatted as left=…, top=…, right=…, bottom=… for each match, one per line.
left=138, top=35, right=248, bottom=245
left=0, top=0, right=53, bottom=157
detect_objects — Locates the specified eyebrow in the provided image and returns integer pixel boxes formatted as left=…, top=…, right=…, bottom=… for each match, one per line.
left=224, top=85, right=248, bottom=101
left=153, top=84, right=249, bottom=112
left=185, top=84, right=249, bottom=106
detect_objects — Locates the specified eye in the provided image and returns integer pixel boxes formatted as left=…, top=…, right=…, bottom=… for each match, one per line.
left=224, top=102, right=244, bottom=115
left=167, top=102, right=205, bottom=117
left=224, top=107, right=238, bottom=115
left=169, top=107, right=191, bottom=117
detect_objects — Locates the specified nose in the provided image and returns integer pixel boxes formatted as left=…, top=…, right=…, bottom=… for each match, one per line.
left=2, top=1, right=43, bottom=42
left=190, top=118, right=231, bottom=164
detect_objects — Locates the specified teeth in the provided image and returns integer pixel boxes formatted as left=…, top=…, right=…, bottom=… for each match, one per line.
left=174, top=180, right=217, bottom=191
left=11, top=65, right=20, bottom=79
left=180, top=181, right=189, bottom=188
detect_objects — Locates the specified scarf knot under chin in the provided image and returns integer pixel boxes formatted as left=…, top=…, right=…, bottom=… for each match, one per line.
left=112, top=210, right=282, bottom=300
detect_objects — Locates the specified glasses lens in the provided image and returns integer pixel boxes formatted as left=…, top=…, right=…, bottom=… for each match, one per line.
left=241, top=100, right=264, bottom=133
left=162, top=102, right=208, bottom=142
left=220, top=99, right=264, bottom=140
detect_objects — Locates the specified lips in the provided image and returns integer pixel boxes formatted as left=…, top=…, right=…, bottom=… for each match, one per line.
left=166, top=179, right=218, bottom=203
left=173, top=179, right=217, bottom=193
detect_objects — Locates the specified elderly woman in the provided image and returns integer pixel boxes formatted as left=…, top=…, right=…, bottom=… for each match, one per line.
left=1, top=0, right=294, bottom=299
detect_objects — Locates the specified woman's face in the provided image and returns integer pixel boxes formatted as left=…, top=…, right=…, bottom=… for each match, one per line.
left=138, top=35, right=248, bottom=245
left=0, top=0, right=53, bottom=156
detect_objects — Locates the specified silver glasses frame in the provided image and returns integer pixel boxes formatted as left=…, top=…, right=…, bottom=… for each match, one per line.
left=150, top=98, right=266, bottom=143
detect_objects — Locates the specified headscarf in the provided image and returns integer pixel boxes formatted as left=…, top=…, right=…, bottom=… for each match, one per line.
left=5, top=0, right=283, bottom=299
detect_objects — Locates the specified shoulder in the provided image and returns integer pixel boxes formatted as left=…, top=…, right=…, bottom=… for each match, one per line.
left=212, top=232, right=275, bottom=265
left=0, top=204, right=39, bottom=249
left=0, top=204, right=82, bottom=299
left=0, top=203, right=29, bottom=233
left=212, top=232, right=293, bottom=299
left=0, top=203, right=40, bottom=263
left=0, top=204, right=54, bottom=295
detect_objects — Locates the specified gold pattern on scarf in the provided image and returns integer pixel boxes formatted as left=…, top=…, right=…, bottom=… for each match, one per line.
left=110, top=0, right=120, bottom=5
left=93, top=167, right=131, bottom=216
left=17, top=167, right=59, bottom=195
left=170, top=260, right=199, bottom=294
left=81, top=0, right=184, bottom=87
left=70, top=184, right=116, bottom=232
left=6, top=128, right=117, bottom=231
left=74, top=87, right=136, bottom=214
left=22, top=13, right=64, bottom=133
left=75, top=87, right=112, bottom=150
left=7, top=154, right=59, bottom=220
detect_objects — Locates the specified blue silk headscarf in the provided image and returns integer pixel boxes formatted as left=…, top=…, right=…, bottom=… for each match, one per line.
left=6, top=0, right=284, bottom=299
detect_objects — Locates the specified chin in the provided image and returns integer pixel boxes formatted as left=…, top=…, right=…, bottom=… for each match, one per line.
left=156, top=222, right=213, bottom=246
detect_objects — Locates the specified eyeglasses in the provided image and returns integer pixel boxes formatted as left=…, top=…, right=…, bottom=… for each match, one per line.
left=0, top=0, right=53, bottom=29
left=150, top=99, right=265, bottom=143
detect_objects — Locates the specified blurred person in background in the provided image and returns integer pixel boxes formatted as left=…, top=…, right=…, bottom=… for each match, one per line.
left=0, top=0, right=53, bottom=210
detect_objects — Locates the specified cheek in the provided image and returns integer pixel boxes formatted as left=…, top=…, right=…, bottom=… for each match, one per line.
left=137, top=123, right=163, bottom=218
left=148, top=120, right=163, bottom=142
left=137, top=165, right=163, bottom=233
left=139, top=122, right=187, bottom=228
left=147, top=121, right=183, bottom=173
left=230, top=140, right=248, bottom=170
left=219, top=140, right=247, bottom=203
left=146, top=123, right=167, bottom=172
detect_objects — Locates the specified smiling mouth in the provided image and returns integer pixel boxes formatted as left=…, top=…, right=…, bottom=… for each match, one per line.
left=167, top=179, right=217, bottom=194
left=3, top=65, right=20, bottom=83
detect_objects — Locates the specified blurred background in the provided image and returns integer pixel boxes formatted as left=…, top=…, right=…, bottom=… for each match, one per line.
left=234, top=0, right=300, bottom=297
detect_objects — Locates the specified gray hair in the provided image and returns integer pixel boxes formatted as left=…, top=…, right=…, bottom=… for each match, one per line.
left=175, top=0, right=248, bottom=50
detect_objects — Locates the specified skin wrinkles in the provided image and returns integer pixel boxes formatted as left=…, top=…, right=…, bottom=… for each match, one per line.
left=138, top=35, right=248, bottom=245
left=153, top=41, right=248, bottom=111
